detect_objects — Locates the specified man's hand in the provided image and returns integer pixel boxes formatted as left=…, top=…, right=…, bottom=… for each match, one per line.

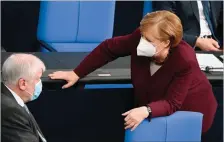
left=195, top=38, right=221, bottom=51
left=122, top=106, right=149, bottom=131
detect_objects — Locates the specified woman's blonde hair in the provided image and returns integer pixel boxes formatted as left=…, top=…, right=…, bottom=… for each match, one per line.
left=140, top=10, right=183, bottom=48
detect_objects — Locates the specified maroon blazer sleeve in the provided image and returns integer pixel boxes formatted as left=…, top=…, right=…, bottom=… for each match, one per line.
left=148, top=58, right=195, bottom=118
left=74, top=29, right=141, bottom=78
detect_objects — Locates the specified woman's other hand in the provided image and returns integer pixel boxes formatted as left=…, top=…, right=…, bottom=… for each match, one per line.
left=122, top=106, right=149, bottom=131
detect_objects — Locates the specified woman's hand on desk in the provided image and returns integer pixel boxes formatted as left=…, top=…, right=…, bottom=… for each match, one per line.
left=48, top=71, right=80, bottom=89
left=122, top=106, right=149, bottom=131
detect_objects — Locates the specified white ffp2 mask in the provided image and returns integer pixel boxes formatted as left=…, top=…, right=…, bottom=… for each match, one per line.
left=137, top=37, right=156, bottom=57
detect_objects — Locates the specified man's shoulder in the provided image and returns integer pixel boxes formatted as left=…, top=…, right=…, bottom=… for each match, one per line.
left=1, top=92, right=27, bottom=121
left=1, top=93, right=38, bottom=142
left=1, top=92, right=17, bottom=109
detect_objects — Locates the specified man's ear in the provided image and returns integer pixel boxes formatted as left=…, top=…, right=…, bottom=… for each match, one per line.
left=18, top=78, right=27, bottom=91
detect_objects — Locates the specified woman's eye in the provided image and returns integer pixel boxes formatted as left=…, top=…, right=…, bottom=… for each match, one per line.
left=142, top=35, right=153, bottom=43
left=144, top=37, right=151, bottom=42
left=145, top=38, right=151, bottom=42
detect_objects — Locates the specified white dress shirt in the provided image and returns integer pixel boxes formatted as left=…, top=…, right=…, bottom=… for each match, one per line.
left=5, top=85, right=25, bottom=107
left=197, top=1, right=212, bottom=37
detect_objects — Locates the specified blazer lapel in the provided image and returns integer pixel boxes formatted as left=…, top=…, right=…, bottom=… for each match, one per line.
left=190, top=1, right=200, bottom=22
left=28, top=112, right=45, bottom=137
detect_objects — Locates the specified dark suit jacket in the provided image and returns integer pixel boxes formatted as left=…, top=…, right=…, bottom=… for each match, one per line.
left=73, top=28, right=217, bottom=132
left=153, top=1, right=223, bottom=47
left=1, top=84, right=45, bottom=142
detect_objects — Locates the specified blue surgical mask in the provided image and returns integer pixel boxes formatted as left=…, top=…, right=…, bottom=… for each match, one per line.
left=32, top=80, right=42, bottom=101
left=26, top=80, right=42, bottom=101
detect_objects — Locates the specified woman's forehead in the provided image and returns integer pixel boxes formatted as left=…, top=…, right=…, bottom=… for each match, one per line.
left=142, top=27, right=160, bottom=43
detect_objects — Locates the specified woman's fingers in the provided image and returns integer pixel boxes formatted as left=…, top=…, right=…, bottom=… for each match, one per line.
left=62, top=81, right=75, bottom=89
left=48, top=71, right=79, bottom=89
left=48, top=71, right=65, bottom=79
left=125, top=122, right=135, bottom=129
left=131, top=123, right=140, bottom=131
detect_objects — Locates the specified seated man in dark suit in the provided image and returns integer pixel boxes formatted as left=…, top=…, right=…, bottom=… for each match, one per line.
left=1, top=53, right=47, bottom=142
left=153, top=1, right=223, bottom=51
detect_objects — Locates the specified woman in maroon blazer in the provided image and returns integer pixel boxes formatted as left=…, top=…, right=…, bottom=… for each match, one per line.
left=49, top=11, right=217, bottom=133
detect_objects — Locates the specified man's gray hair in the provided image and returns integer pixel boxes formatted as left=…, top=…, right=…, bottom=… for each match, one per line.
left=2, top=53, right=46, bottom=85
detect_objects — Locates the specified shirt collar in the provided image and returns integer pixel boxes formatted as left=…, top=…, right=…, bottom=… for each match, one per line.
left=4, top=85, right=25, bottom=107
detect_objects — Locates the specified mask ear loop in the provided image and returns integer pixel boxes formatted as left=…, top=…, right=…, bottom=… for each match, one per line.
left=25, top=79, right=41, bottom=98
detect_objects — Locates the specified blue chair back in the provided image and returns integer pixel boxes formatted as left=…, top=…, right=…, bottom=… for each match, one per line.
left=125, top=111, right=203, bottom=142
left=37, top=1, right=115, bottom=52
left=125, top=117, right=167, bottom=142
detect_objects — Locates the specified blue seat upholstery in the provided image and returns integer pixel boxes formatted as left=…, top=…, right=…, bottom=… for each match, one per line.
left=84, top=84, right=133, bottom=89
left=37, top=1, right=115, bottom=52
left=125, top=111, right=203, bottom=142
left=125, top=117, right=167, bottom=142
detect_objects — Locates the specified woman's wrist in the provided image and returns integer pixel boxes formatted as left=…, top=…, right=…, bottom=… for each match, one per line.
left=145, top=106, right=152, bottom=121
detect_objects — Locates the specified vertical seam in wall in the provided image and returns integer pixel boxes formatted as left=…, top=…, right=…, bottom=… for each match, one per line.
left=75, top=1, right=80, bottom=42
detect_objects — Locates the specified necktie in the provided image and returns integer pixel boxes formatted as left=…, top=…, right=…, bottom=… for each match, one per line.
left=201, top=1, right=215, bottom=37
left=24, top=105, right=47, bottom=142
